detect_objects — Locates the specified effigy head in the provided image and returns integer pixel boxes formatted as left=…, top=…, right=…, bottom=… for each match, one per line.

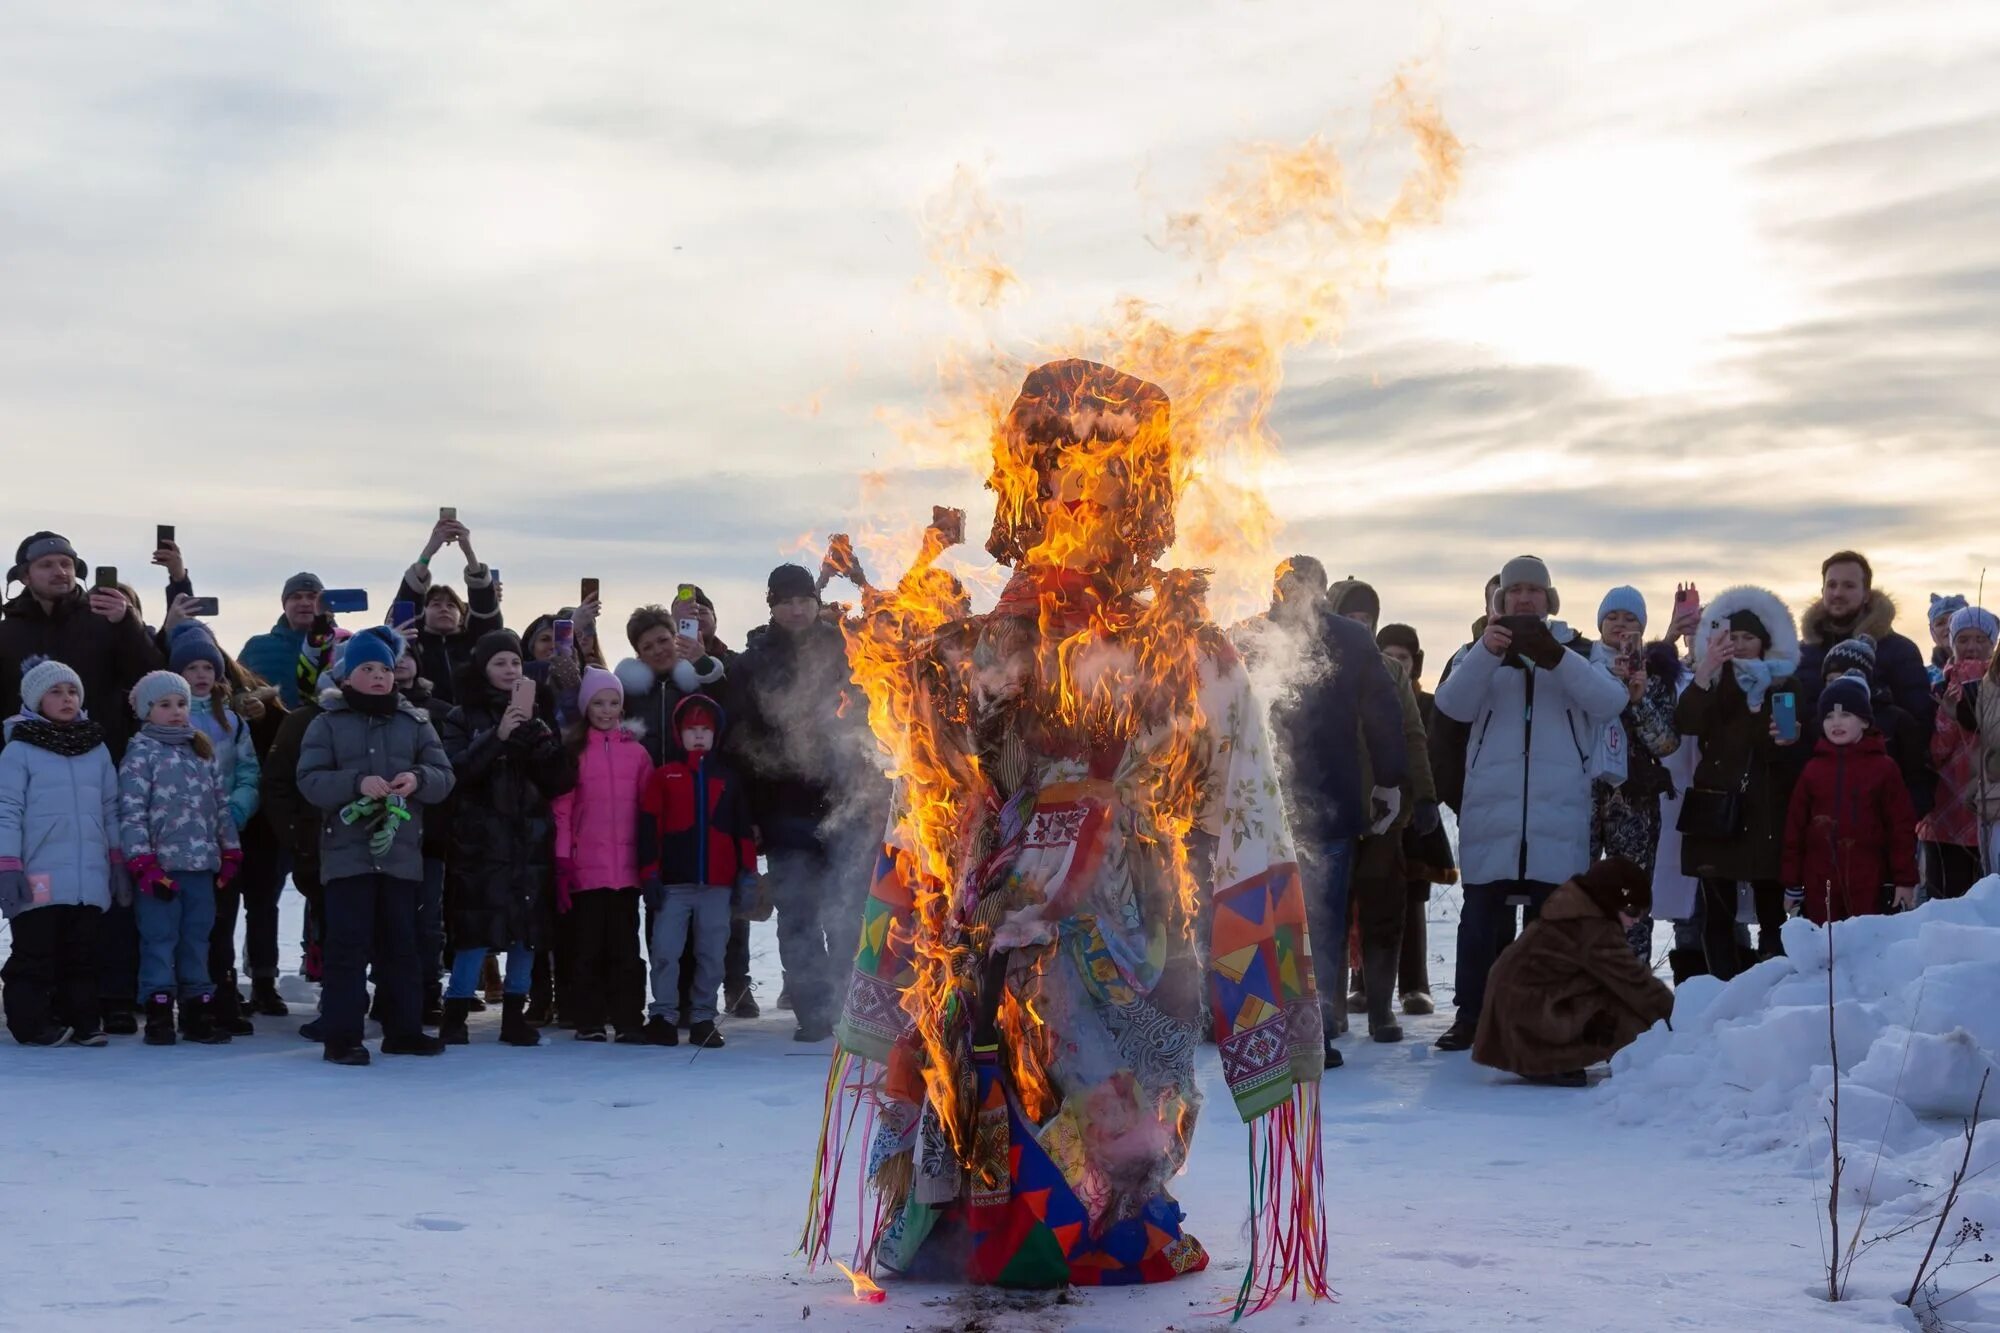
left=984, top=359, right=1176, bottom=571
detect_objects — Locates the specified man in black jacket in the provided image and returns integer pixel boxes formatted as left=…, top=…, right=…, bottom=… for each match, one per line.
left=1796, top=550, right=1936, bottom=811
left=733, top=564, right=874, bottom=1043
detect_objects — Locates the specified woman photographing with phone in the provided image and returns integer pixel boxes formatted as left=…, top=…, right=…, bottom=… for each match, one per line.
left=438, top=630, right=577, bottom=1046
left=1673, top=586, right=1803, bottom=979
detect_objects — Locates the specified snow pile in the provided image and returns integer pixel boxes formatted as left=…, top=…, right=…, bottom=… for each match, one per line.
left=1605, top=875, right=2000, bottom=1313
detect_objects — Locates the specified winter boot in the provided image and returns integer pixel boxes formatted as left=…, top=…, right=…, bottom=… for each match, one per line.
left=69, top=1026, right=108, bottom=1047
left=250, top=976, right=290, bottom=1017
left=382, top=1031, right=446, bottom=1057
left=214, top=972, right=256, bottom=1037
left=421, top=980, right=444, bottom=1027
left=102, top=1004, right=138, bottom=1036
left=1364, top=942, right=1403, bottom=1043
left=323, top=1042, right=370, bottom=1066
left=1325, top=954, right=1350, bottom=1038
left=143, top=993, right=177, bottom=1046
left=466, top=994, right=488, bottom=1013
left=613, top=1026, right=648, bottom=1045
left=1668, top=948, right=1709, bottom=986
left=182, top=992, right=232, bottom=1045
left=1322, top=1036, right=1344, bottom=1070
left=688, top=1020, right=725, bottom=1049
left=18, top=1023, right=72, bottom=1047
left=299, top=1015, right=326, bottom=1042
left=1400, top=990, right=1436, bottom=1016
left=1433, top=1018, right=1477, bottom=1052
left=499, top=995, right=541, bottom=1047
left=575, top=1026, right=609, bottom=1042
left=439, top=998, right=472, bottom=1046
left=643, top=1015, right=679, bottom=1046
left=726, top=981, right=760, bottom=1019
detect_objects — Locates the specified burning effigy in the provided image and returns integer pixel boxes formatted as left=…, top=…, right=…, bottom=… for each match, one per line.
left=803, top=359, right=1326, bottom=1314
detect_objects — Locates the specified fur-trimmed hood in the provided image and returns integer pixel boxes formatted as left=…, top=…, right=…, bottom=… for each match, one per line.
left=1801, top=589, right=1899, bottom=649
left=1700, top=585, right=1800, bottom=665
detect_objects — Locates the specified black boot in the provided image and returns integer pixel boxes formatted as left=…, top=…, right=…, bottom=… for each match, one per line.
left=1433, top=1019, right=1476, bottom=1052
left=382, top=1030, right=446, bottom=1056
left=688, top=1020, right=725, bottom=1049
left=421, top=981, right=444, bottom=1027
left=103, top=1004, right=139, bottom=1036
left=323, top=1042, right=371, bottom=1066
left=214, top=972, right=256, bottom=1037
left=249, top=977, right=290, bottom=1017
left=439, top=998, right=472, bottom=1046
left=143, top=993, right=177, bottom=1046
left=499, top=995, right=541, bottom=1047
left=181, top=992, right=232, bottom=1045
left=643, top=1015, right=679, bottom=1046
left=1668, top=948, right=1709, bottom=986
left=1364, top=941, right=1404, bottom=1043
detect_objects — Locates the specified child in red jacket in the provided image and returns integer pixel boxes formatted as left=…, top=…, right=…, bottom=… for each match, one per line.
left=638, top=694, right=757, bottom=1049
left=551, top=666, right=655, bottom=1044
left=1783, top=673, right=1919, bottom=923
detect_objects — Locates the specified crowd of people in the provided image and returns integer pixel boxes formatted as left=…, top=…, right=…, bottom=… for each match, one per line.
left=2, top=518, right=1995, bottom=1086
left=1240, top=548, right=1998, bottom=1081
left=0, top=518, right=876, bottom=1064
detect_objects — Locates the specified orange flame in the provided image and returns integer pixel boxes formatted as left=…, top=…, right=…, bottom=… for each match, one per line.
left=834, top=1261, right=888, bottom=1304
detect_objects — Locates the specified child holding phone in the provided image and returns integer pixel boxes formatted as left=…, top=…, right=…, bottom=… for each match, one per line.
left=1782, top=672, right=1918, bottom=922
left=392, top=514, right=501, bottom=707
left=438, top=631, right=577, bottom=1046
left=0, top=659, right=124, bottom=1046
left=118, top=670, right=241, bottom=1046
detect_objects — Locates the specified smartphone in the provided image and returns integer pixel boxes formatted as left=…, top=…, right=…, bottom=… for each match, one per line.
left=1772, top=691, right=1799, bottom=743
left=510, top=677, right=537, bottom=715
left=677, top=616, right=701, bottom=640
left=182, top=596, right=220, bottom=618
left=439, top=507, right=457, bottom=522
left=156, top=524, right=175, bottom=548
left=390, top=599, right=417, bottom=626
left=676, top=582, right=698, bottom=604
left=95, top=566, right=119, bottom=590
left=553, top=618, right=575, bottom=656
left=320, top=588, right=370, bottom=615
left=1674, top=584, right=1701, bottom=618
left=932, top=506, right=966, bottom=546
left=489, top=568, right=500, bottom=585
left=581, top=577, right=600, bottom=604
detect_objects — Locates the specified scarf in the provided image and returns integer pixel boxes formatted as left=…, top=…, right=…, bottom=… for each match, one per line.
left=9, top=714, right=105, bottom=757
left=141, top=722, right=198, bottom=746
left=340, top=684, right=400, bottom=717
left=1729, top=656, right=1795, bottom=712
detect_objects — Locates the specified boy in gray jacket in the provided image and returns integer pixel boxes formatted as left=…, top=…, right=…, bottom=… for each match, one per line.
left=296, top=627, right=455, bottom=1066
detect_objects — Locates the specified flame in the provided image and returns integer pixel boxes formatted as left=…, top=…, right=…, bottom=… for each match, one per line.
left=833, top=1261, right=887, bottom=1304
left=831, top=63, right=1460, bottom=1211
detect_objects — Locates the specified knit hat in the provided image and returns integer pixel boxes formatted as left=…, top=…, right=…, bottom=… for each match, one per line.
left=1575, top=856, right=1651, bottom=920
left=577, top=665, right=624, bottom=712
left=1726, top=609, right=1772, bottom=650
left=1328, top=579, right=1380, bottom=628
left=281, top=572, right=325, bottom=603
left=130, top=671, right=191, bottom=721
left=766, top=563, right=818, bottom=606
left=341, top=626, right=405, bottom=677
left=470, top=629, right=524, bottom=679
left=1822, top=634, right=1877, bottom=684
left=167, top=623, right=228, bottom=676
left=1499, top=555, right=1560, bottom=615
left=1376, top=623, right=1423, bottom=678
left=1819, top=671, right=1874, bottom=726
left=18, top=656, right=83, bottom=716
left=1596, top=586, right=1647, bottom=635
left=1949, top=606, right=1999, bottom=641
left=9, top=531, right=86, bottom=585
left=1931, top=593, right=1969, bottom=627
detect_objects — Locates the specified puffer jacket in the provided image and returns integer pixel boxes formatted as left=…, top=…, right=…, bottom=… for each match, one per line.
left=1782, top=733, right=1918, bottom=923
left=0, top=588, right=164, bottom=759
left=0, top=717, right=120, bottom=911
left=295, top=690, right=455, bottom=883
left=190, top=694, right=261, bottom=832
left=551, top=723, right=654, bottom=892
left=442, top=679, right=576, bottom=950
left=1433, top=623, right=1629, bottom=886
left=118, top=727, right=239, bottom=872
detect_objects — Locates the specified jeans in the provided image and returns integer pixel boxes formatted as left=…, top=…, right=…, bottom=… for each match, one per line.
left=417, top=857, right=446, bottom=991
left=3, top=904, right=102, bottom=1040
left=322, top=873, right=422, bottom=1045
left=649, top=887, right=729, bottom=1023
left=135, top=872, right=218, bottom=1001
left=1298, top=838, right=1357, bottom=1031
left=568, top=888, right=645, bottom=1032
left=447, top=944, right=532, bottom=999
left=1453, top=878, right=1554, bottom=1025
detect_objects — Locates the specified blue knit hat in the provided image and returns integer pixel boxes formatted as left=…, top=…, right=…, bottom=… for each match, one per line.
left=341, top=626, right=405, bottom=677
left=1596, top=586, right=1648, bottom=635
left=1949, top=606, right=1999, bottom=643
left=167, top=623, right=227, bottom=676
left=130, top=671, right=191, bottom=721
left=1931, top=593, right=1969, bottom=627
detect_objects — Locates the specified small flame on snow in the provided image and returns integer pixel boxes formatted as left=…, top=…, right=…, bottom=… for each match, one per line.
left=834, top=1261, right=887, bottom=1304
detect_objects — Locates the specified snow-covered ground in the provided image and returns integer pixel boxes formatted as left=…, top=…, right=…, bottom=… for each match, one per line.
left=0, top=885, right=1940, bottom=1332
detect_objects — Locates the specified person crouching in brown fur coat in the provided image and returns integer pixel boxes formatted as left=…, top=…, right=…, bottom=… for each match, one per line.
left=1472, top=856, right=1674, bottom=1087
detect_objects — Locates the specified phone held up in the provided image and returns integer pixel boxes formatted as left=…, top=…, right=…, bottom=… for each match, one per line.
left=320, top=589, right=370, bottom=616
left=156, top=524, right=175, bottom=549
left=553, top=619, right=575, bottom=656
left=182, top=597, right=220, bottom=618
left=581, top=578, right=600, bottom=605
left=390, top=600, right=417, bottom=627
left=94, top=566, right=120, bottom=591
left=1772, top=691, right=1799, bottom=743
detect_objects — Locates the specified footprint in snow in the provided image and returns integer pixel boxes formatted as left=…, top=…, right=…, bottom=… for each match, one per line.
left=404, top=1215, right=468, bottom=1232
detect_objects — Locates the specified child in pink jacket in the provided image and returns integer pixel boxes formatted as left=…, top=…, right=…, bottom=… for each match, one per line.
left=552, top=666, right=655, bottom=1042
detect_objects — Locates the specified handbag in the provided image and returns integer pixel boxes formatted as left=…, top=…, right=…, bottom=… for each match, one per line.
left=1677, top=768, right=1749, bottom=839
left=1588, top=716, right=1629, bottom=787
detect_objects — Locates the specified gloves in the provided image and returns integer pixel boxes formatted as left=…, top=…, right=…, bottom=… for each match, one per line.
left=1412, top=799, right=1441, bottom=837
left=218, top=848, right=243, bottom=888
left=555, top=858, right=578, bottom=914
left=1367, top=785, right=1404, bottom=836
left=368, top=797, right=411, bottom=858
left=130, top=853, right=176, bottom=902
left=110, top=857, right=135, bottom=909
left=0, top=868, right=31, bottom=919
left=1508, top=618, right=1566, bottom=671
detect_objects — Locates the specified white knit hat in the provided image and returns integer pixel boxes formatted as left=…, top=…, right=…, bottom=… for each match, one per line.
left=18, top=656, right=83, bottom=716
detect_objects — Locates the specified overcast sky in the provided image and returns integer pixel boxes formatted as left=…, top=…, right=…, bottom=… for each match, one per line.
left=4, top=1, right=1996, bottom=665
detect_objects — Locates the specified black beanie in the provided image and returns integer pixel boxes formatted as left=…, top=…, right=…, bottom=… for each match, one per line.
left=471, top=629, right=524, bottom=678
left=1376, top=623, right=1423, bottom=678
left=1726, top=609, right=1772, bottom=650
left=767, top=564, right=818, bottom=606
